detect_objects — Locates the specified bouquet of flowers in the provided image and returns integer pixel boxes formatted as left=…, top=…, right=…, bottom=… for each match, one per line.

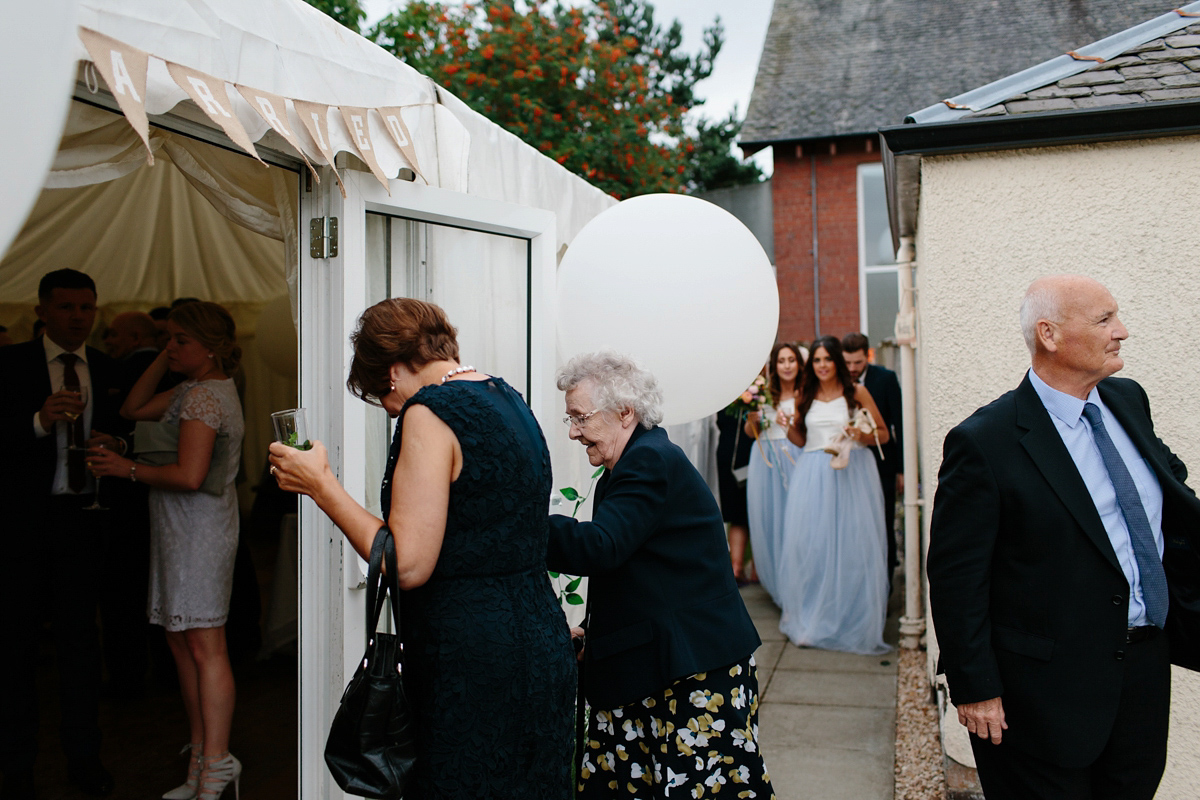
left=725, top=374, right=774, bottom=424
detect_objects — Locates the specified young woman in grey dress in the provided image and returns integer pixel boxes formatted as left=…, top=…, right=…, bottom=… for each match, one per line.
left=88, top=301, right=244, bottom=800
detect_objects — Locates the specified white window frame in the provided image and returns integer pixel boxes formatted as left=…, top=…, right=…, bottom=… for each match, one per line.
left=857, top=162, right=900, bottom=340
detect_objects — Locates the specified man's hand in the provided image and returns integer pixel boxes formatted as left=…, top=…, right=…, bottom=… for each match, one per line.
left=957, top=696, right=1007, bottom=744
left=896, top=473, right=905, bottom=494
left=38, top=390, right=84, bottom=430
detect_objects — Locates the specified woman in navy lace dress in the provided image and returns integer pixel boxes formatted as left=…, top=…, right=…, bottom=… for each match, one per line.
left=269, top=298, right=575, bottom=798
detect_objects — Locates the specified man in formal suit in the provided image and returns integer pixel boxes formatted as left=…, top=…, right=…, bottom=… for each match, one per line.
left=927, top=275, right=1200, bottom=799
left=0, top=270, right=122, bottom=799
left=842, top=333, right=903, bottom=585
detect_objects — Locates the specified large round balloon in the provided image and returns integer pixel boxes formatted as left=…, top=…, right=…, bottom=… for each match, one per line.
left=1, top=1, right=80, bottom=259
left=557, top=194, right=779, bottom=426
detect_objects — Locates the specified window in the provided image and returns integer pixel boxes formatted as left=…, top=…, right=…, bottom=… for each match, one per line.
left=857, top=163, right=899, bottom=348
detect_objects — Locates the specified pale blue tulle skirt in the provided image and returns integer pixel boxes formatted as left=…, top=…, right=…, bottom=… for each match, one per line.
left=746, top=437, right=801, bottom=605
left=777, top=446, right=890, bottom=655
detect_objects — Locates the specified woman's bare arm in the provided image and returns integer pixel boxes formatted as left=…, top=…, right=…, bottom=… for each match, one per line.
left=854, top=384, right=890, bottom=445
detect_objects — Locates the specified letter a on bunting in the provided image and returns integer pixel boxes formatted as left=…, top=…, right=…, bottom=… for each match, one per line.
left=292, top=100, right=345, bottom=197
left=166, top=63, right=265, bottom=165
left=79, top=29, right=154, bottom=165
left=339, top=107, right=392, bottom=192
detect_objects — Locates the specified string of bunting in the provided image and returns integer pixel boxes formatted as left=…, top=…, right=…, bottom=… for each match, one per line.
left=78, top=27, right=429, bottom=196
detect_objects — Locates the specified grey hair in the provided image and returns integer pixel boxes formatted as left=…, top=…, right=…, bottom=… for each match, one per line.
left=1020, top=279, right=1063, bottom=355
left=556, top=351, right=664, bottom=429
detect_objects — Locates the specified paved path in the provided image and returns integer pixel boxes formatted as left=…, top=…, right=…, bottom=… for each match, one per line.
left=743, top=583, right=899, bottom=800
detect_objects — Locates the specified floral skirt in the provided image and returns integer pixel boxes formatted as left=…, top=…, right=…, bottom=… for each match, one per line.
left=579, top=655, right=774, bottom=799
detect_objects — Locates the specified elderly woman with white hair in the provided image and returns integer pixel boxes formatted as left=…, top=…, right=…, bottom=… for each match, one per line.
left=548, top=352, right=774, bottom=799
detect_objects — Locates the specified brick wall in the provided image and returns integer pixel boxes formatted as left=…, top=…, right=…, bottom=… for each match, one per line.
left=771, top=137, right=881, bottom=344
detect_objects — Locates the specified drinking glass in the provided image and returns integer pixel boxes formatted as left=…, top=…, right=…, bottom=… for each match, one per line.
left=84, top=442, right=109, bottom=511
left=272, top=408, right=311, bottom=450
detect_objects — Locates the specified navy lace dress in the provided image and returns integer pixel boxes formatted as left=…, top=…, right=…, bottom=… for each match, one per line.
left=381, top=377, right=576, bottom=799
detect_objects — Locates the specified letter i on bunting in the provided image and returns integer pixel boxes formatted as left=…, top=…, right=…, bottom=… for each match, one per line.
left=237, top=86, right=320, bottom=186
left=79, top=29, right=154, bottom=165
left=339, top=107, right=392, bottom=192
left=166, top=63, right=265, bottom=165
left=292, top=100, right=346, bottom=198
left=378, top=107, right=425, bottom=184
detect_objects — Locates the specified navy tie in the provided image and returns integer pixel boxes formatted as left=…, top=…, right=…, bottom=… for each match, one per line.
left=1081, top=402, right=1168, bottom=628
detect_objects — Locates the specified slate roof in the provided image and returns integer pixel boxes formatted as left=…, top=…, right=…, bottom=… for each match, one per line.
left=963, top=23, right=1200, bottom=117
left=741, top=0, right=1177, bottom=147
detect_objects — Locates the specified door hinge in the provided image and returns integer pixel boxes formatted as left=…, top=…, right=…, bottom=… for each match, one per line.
left=309, top=217, right=338, bottom=259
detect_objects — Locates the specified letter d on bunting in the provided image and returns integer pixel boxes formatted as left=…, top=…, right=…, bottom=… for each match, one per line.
left=166, top=63, right=265, bottom=165
left=378, top=107, right=425, bottom=184
left=79, top=29, right=154, bottom=165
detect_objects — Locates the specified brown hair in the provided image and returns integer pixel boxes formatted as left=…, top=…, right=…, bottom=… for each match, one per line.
left=168, top=301, right=241, bottom=374
left=767, top=341, right=805, bottom=403
left=347, top=298, right=459, bottom=404
left=794, top=335, right=858, bottom=441
left=841, top=331, right=870, bottom=355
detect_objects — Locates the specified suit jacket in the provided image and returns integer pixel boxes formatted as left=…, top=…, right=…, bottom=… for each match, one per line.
left=547, top=424, right=761, bottom=709
left=0, top=339, right=123, bottom=525
left=862, top=364, right=902, bottom=478
left=927, top=374, right=1200, bottom=766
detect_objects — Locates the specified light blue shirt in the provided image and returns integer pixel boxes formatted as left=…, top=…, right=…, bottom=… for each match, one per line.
left=1028, top=368, right=1164, bottom=627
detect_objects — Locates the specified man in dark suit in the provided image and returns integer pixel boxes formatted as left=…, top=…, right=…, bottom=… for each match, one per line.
left=842, top=333, right=903, bottom=584
left=0, top=270, right=122, bottom=799
left=927, top=275, right=1200, bottom=799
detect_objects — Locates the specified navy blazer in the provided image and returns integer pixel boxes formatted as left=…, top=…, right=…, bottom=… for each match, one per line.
left=547, top=424, right=761, bottom=709
left=862, top=364, right=902, bottom=477
left=927, top=374, right=1200, bottom=765
left=0, top=339, right=122, bottom=519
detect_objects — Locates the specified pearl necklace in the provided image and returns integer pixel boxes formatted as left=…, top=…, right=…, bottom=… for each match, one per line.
left=440, top=365, right=477, bottom=384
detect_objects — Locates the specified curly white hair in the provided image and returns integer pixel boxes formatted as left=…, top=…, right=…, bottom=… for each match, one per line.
left=556, top=351, right=664, bottom=429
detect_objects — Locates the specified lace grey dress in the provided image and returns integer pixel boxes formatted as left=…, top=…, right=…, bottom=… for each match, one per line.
left=147, top=379, right=244, bottom=631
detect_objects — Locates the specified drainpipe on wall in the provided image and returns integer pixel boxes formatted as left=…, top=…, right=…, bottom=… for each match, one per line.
left=895, top=235, right=925, bottom=650
left=810, top=154, right=821, bottom=337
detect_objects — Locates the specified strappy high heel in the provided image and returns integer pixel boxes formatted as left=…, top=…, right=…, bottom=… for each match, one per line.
left=163, top=743, right=203, bottom=800
left=198, top=753, right=241, bottom=800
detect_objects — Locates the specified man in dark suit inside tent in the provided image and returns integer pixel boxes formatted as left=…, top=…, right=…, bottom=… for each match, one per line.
left=927, top=274, right=1200, bottom=799
left=0, top=270, right=122, bottom=799
left=842, top=332, right=903, bottom=588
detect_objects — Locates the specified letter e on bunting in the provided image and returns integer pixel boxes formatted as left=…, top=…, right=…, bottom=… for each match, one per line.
left=166, top=63, right=264, bottom=165
left=237, top=86, right=319, bottom=184
left=378, top=107, right=425, bottom=183
left=79, top=29, right=154, bottom=165
left=292, top=100, right=345, bottom=198
left=339, top=107, right=391, bottom=192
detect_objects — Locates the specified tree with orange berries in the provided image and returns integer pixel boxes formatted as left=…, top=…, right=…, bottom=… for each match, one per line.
left=347, top=0, right=759, bottom=198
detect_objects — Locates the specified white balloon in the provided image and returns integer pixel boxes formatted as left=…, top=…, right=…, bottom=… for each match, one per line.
left=557, top=194, right=779, bottom=426
left=0, top=1, right=80, bottom=259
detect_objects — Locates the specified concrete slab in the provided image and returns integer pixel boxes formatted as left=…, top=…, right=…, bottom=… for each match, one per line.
left=763, top=740, right=894, bottom=800
left=776, top=644, right=898, bottom=675
left=765, top=670, right=897, bottom=709
left=760, top=702, right=895, bottom=755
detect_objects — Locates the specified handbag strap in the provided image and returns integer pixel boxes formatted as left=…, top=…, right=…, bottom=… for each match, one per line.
left=364, top=526, right=402, bottom=648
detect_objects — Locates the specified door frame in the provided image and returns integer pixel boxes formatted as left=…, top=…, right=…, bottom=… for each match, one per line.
left=297, top=167, right=557, bottom=799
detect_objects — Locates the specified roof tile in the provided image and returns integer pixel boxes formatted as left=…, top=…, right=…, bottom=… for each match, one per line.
left=1121, top=62, right=1190, bottom=77
left=1141, top=46, right=1200, bottom=61
left=1143, top=85, right=1200, bottom=100
left=1165, top=34, right=1200, bottom=48
left=1003, top=97, right=1077, bottom=113
left=1092, top=77, right=1161, bottom=94
left=1159, top=71, right=1200, bottom=86
left=1026, top=85, right=1094, bottom=99
left=1071, top=93, right=1143, bottom=108
left=1058, top=70, right=1125, bottom=87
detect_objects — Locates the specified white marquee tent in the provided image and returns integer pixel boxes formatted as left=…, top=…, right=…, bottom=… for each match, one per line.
left=3, top=1, right=617, bottom=795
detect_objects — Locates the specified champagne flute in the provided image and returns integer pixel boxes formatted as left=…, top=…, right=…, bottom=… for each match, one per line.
left=84, top=442, right=109, bottom=511
left=59, top=383, right=88, bottom=422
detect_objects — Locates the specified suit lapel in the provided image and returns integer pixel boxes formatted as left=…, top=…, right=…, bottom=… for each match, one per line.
left=1015, top=376, right=1124, bottom=575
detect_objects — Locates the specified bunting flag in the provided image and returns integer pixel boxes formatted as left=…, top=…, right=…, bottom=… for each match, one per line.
left=79, top=28, right=154, bottom=164
left=339, top=107, right=391, bottom=192
left=236, top=85, right=319, bottom=184
left=293, top=100, right=346, bottom=197
left=377, top=106, right=425, bottom=183
left=166, top=62, right=265, bottom=165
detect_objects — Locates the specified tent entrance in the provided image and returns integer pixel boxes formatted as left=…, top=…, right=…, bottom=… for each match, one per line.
left=0, top=100, right=302, bottom=797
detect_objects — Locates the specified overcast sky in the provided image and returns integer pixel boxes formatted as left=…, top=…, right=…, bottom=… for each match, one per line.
left=359, top=0, right=775, bottom=174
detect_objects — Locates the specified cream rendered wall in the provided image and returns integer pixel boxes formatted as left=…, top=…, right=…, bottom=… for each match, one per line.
left=914, top=133, right=1200, bottom=796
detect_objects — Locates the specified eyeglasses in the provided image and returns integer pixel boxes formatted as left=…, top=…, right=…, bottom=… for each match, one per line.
left=563, top=410, right=601, bottom=428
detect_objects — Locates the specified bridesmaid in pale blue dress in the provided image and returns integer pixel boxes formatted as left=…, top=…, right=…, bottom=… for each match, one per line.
left=744, top=342, right=805, bottom=604
left=777, top=336, right=891, bottom=655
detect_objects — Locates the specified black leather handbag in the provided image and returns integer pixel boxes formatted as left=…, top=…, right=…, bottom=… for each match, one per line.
left=324, top=526, right=417, bottom=798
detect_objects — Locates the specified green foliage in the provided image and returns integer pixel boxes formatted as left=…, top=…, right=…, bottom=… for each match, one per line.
left=284, top=432, right=313, bottom=451
left=549, top=464, right=605, bottom=608
left=685, top=108, right=764, bottom=193
left=367, top=0, right=760, bottom=199
left=304, top=0, right=366, bottom=32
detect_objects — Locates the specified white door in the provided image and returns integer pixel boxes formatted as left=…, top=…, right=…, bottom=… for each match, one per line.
left=297, top=167, right=557, bottom=799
